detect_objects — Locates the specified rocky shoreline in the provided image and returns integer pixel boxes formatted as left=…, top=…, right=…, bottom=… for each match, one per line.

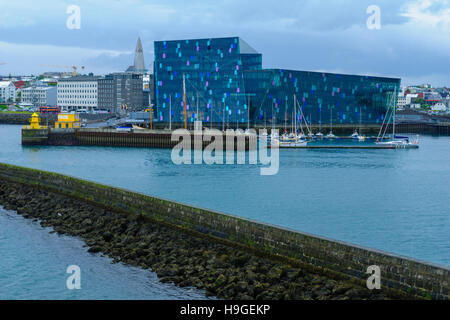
left=0, top=179, right=404, bottom=300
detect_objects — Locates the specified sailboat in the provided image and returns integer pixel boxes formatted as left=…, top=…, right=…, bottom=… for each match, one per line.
left=376, top=89, right=419, bottom=149
left=307, top=113, right=314, bottom=139
left=274, top=95, right=308, bottom=148
left=358, top=108, right=367, bottom=142
left=351, top=107, right=367, bottom=141
left=316, top=107, right=324, bottom=138
left=276, top=112, right=308, bottom=148
left=294, top=95, right=314, bottom=140
left=280, top=102, right=293, bottom=142
left=270, top=102, right=279, bottom=141
left=326, top=107, right=336, bottom=139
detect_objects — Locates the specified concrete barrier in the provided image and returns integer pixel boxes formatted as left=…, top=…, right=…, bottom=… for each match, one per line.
left=0, top=162, right=448, bottom=299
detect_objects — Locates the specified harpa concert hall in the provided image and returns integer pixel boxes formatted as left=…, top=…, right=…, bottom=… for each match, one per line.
left=153, top=37, right=400, bottom=126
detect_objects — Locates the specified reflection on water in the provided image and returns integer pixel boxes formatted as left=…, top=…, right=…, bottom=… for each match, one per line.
left=0, top=207, right=208, bottom=300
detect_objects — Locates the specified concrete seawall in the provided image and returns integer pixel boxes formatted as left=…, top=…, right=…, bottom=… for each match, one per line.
left=0, top=112, right=113, bottom=125
left=22, top=128, right=258, bottom=150
left=0, top=162, right=448, bottom=299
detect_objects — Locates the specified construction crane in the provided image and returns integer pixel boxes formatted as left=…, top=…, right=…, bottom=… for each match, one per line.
left=40, top=64, right=85, bottom=76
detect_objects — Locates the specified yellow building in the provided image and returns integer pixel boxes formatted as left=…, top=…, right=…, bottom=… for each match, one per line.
left=54, top=113, right=81, bottom=129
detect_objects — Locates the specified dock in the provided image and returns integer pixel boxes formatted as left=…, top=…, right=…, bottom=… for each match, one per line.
left=278, top=145, right=400, bottom=149
left=22, top=127, right=258, bottom=150
left=22, top=127, right=420, bottom=150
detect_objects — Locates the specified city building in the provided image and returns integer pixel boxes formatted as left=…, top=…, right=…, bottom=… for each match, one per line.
left=154, top=36, right=400, bottom=126
left=431, top=103, right=447, bottom=112
left=97, top=73, right=144, bottom=113
left=126, top=37, right=147, bottom=73
left=0, top=80, right=17, bottom=103
left=154, top=37, right=262, bottom=124
left=406, top=93, right=419, bottom=104
left=397, top=95, right=408, bottom=109
left=57, top=76, right=100, bottom=112
left=21, top=86, right=57, bottom=107
left=54, top=113, right=81, bottom=129
left=424, top=91, right=442, bottom=104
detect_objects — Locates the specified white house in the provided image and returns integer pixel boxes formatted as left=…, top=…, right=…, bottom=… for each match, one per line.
left=0, top=81, right=17, bottom=103
left=21, top=86, right=57, bottom=107
left=405, top=94, right=419, bottom=104
left=397, top=95, right=408, bottom=109
left=57, top=76, right=100, bottom=112
left=431, top=103, right=447, bottom=112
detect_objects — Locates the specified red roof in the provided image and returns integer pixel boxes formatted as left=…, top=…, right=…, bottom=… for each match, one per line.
left=14, top=81, right=25, bottom=89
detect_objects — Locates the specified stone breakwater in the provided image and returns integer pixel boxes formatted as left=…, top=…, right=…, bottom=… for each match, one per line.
left=0, top=113, right=57, bottom=125
left=0, top=179, right=400, bottom=300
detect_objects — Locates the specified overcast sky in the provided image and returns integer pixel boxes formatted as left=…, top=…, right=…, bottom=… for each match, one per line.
left=0, top=0, right=449, bottom=86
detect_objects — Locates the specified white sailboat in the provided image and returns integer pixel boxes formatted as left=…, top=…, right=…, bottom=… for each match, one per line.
left=316, top=107, right=324, bottom=138
left=326, top=106, right=336, bottom=139
left=356, top=107, right=367, bottom=141
left=275, top=95, right=308, bottom=148
left=376, top=89, right=419, bottom=149
left=270, top=104, right=279, bottom=141
left=295, top=95, right=313, bottom=140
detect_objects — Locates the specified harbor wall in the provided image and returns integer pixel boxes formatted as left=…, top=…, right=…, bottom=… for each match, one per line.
left=22, top=128, right=258, bottom=150
left=0, top=113, right=57, bottom=125
left=0, top=162, right=448, bottom=299
left=0, top=112, right=113, bottom=125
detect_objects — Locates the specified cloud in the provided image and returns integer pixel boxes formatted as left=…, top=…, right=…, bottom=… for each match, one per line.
left=0, top=0, right=448, bottom=86
left=0, top=41, right=130, bottom=75
left=400, top=0, right=450, bottom=28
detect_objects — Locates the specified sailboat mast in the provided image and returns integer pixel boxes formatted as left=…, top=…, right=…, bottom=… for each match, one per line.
left=359, top=107, right=362, bottom=134
left=183, top=73, right=187, bottom=130
left=196, top=91, right=199, bottom=122
left=294, top=95, right=297, bottom=135
left=309, top=113, right=312, bottom=134
left=291, top=110, right=294, bottom=134
left=247, top=95, right=250, bottom=131
left=222, top=102, right=225, bottom=132
left=319, top=106, right=322, bottom=132
left=284, top=100, right=287, bottom=134
left=393, top=89, right=396, bottom=137
left=330, top=106, right=333, bottom=133
left=272, top=101, right=275, bottom=133
left=169, top=95, right=172, bottom=131
left=264, top=111, right=266, bottom=129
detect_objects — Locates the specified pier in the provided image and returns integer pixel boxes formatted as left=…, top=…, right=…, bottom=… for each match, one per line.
left=22, top=127, right=422, bottom=150
left=22, top=127, right=258, bottom=150
left=279, top=145, right=404, bottom=150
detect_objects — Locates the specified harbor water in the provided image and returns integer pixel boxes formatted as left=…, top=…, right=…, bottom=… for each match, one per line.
left=0, top=124, right=449, bottom=299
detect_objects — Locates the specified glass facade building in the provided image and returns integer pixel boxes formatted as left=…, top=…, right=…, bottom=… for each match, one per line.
left=154, top=37, right=400, bottom=126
